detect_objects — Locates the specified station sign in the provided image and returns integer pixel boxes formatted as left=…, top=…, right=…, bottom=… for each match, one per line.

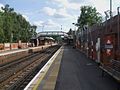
left=105, top=44, right=113, bottom=49
left=107, top=39, right=111, bottom=44
left=104, top=35, right=113, bottom=56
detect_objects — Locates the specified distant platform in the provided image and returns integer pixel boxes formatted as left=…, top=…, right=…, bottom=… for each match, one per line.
left=0, top=44, right=56, bottom=56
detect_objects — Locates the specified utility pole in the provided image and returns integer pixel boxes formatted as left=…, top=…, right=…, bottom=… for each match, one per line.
left=109, top=0, right=112, bottom=38
left=110, top=0, right=112, bottom=18
left=61, top=25, right=62, bottom=31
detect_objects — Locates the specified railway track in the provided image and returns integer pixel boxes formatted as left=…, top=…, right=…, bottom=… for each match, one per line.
left=0, top=45, right=60, bottom=90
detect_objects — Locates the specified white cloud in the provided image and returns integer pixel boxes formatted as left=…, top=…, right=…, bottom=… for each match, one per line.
left=22, top=14, right=29, bottom=21
left=82, top=0, right=120, bottom=16
left=68, top=3, right=81, bottom=10
left=42, top=6, right=73, bottom=19
left=45, top=19, right=58, bottom=26
left=50, top=0, right=80, bottom=10
left=0, top=3, right=4, bottom=12
left=33, top=20, right=44, bottom=27
left=88, top=0, right=109, bottom=14
left=50, top=0, right=120, bottom=16
left=42, top=7, right=56, bottom=16
left=54, top=8, right=72, bottom=18
left=34, top=19, right=61, bottom=32
left=33, top=19, right=59, bottom=27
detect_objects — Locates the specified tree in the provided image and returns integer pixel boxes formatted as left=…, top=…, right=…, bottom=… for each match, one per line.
left=76, top=6, right=102, bottom=29
left=29, top=25, right=37, bottom=39
left=0, top=4, right=37, bottom=43
left=1, top=4, right=14, bottom=42
left=0, top=11, right=5, bottom=42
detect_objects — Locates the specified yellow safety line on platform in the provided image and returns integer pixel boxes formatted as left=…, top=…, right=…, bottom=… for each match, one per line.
left=42, top=49, right=63, bottom=90
left=32, top=46, right=62, bottom=90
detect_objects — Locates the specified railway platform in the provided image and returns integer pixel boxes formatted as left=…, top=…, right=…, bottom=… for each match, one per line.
left=25, top=45, right=120, bottom=90
left=0, top=44, right=57, bottom=66
left=0, top=44, right=55, bottom=56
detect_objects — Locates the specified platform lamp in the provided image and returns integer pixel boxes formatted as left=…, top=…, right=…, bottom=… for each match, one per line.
left=61, top=25, right=62, bottom=31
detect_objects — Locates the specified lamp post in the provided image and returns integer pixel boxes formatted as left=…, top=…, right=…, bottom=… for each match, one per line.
left=110, top=0, right=112, bottom=18
left=61, top=25, right=62, bottom=31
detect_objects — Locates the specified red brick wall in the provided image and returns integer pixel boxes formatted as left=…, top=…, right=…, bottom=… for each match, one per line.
left=11, top=43, right=18, bottom=49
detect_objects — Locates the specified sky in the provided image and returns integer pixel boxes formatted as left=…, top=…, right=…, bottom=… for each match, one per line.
left=0, top=0, right=120, bottom=32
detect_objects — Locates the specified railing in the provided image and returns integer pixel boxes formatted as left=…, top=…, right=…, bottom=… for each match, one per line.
left=100, top=59, right=120, bottom=81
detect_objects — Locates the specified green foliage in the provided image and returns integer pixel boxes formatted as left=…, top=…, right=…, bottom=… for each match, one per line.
left=51, top=35, right=59, bottom=40
left=77, top=6, right=102, bottom=28
left=0, top=4, right=37, bottom=43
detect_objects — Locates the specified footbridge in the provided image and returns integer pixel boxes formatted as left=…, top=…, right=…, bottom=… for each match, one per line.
left=37, top=31, right=68, bottom=37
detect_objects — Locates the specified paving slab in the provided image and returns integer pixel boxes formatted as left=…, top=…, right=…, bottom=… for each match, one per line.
left=55, top=45, right=120, bottom=90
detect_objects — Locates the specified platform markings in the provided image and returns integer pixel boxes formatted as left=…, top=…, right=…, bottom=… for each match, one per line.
left=24, top=46, right=63, bottom=90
